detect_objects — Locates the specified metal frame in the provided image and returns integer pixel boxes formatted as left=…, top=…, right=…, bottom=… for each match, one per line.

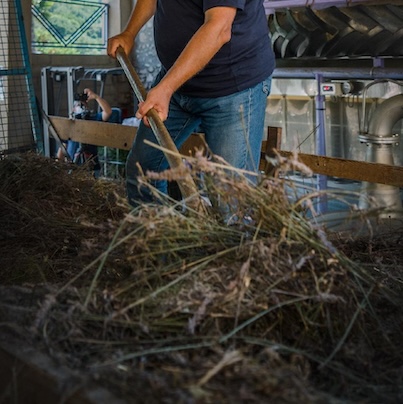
left=0, top=0, right=42, bottom=155
left=41, top=66, right=84, bottom=156
left=41, top=66, right=126, bottom=178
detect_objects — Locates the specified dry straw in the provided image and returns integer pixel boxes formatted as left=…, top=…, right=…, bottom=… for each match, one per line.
left=0, top=152, right=402, bottom=403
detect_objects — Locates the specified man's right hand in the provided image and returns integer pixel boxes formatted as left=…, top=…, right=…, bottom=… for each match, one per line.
left=107, top=31, right=134, bottom=58
left=135, top=81, right=173, bottom=126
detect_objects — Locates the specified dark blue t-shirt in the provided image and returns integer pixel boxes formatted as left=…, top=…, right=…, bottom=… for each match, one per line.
left=154, top=0, right=275, bottom=98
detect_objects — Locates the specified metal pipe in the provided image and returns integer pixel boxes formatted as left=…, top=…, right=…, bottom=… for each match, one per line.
left=358, top=94, right=403, bottom=214
left=315, top=73, right=328, bottom=214
left=359, top=79, right=403, bottom=134
left=315, top=74, right=326, bottom=156
left=272, top=67, right=403, bottom=81
left=367, top=94, right=403, bottom=136
left=263, top=0, right=400, bottom=14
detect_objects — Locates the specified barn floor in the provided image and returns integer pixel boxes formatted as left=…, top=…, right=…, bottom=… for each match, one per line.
left=0, top=154, right=402, bottom=403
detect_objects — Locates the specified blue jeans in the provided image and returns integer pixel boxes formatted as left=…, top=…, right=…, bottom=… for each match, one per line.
left=67, top=140, right=80, bottom=160
left=126, top=72, right=272, bottom=206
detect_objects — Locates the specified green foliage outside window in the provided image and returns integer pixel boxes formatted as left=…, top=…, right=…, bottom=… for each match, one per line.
left=31, top=0, right=108, bottom=55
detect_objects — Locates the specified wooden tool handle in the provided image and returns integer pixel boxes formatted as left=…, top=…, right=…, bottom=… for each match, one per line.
left=116, top=46, right=205, bottom=212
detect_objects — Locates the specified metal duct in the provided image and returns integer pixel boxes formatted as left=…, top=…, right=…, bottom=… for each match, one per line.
left=264, top=0, right=390, bottom=13
left=272, top=67, right=403, bottom=80
left=367, top=94, right=403, bottom=136
left=359, top=94, right=403, bottom=215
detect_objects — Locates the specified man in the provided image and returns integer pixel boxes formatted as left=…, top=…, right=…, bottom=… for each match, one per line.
left=107, top=0, right=275, bottom=206
left=58, top=88, right=112, bottom=178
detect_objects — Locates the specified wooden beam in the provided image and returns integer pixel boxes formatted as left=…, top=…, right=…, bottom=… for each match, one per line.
left=277, top=151, right=403, bottom=187
left=0, top=340, right=122, bottom=403
left=49, top=117, right=402, bottom=187
left=48, top=116, right=205, bottom=157
left=49, top=116, right=136, bottom=150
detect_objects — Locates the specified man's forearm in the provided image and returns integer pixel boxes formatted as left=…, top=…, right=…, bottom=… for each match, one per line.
left=159, top=7, right=236, bottom=95
left=95, top=95, right=112, bottom=121
left=124, top=0, right=157, bottom=39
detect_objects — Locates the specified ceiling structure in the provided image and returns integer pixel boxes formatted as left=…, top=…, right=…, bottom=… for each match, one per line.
left=264, top=1, right=403, bottom=59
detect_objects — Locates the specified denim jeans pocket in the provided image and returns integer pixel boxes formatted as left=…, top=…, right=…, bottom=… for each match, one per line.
left=262, top=77, right=272, bottom=96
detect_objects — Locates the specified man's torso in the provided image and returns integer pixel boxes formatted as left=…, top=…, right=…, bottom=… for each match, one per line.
left=154, top=0, right=275, bottom=97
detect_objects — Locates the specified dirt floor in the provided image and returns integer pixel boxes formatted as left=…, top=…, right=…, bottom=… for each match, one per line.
left=0, top=153, right=402, bottom=404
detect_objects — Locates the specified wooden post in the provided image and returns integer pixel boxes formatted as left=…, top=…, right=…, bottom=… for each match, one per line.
left=260, top=126, right=282, bottom=176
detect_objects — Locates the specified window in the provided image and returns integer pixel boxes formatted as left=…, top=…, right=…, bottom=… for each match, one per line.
left=31, top=0, right=108, bottom=55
